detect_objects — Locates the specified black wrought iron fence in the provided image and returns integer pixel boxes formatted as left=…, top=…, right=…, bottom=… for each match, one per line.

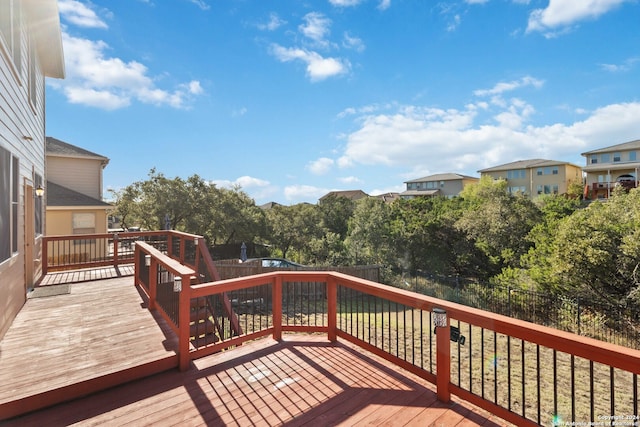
left=405, top=271, right=640, bottom=350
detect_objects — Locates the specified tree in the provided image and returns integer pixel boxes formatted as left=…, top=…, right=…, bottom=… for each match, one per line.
left=456, top=177, right=542, bottom=276
left=345, top=197, right=393, bottom=266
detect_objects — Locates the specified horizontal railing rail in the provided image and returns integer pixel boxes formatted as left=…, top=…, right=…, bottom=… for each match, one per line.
left=134, top=246, right=640, bottom=427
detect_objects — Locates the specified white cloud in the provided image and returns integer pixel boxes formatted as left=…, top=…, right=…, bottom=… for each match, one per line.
left=284, top=185, right=330, bottom=202
left=308, top=157, right=335, bottom=175
left=337, top=100, right=640, bottom=175
left=474, top=76, right=544, bottom=97
left=187, top=0, right=210, bottom=11
left=299, top=12, right=331, bottom=44
left=232, top=107, right=248, bottom=117
left=600, top=57, right=639, bottom=73
left=269, top=44, right=350, bottom=81
left=342, top=33, right=365, bottom=52
left=258, top=13, right=286, bottom=31
left=58, top=0, right=108, bottom=29
left=447, top=14, right=461, bottom=32
left=338, top=176, right=363, bottom=184
left=51, top=32, right=203, bottom=110
left=329, top=0, right=364, bottom=6
left=527, top=0, right=628, bottom=35
left=378, top=0, right=391, bottom=11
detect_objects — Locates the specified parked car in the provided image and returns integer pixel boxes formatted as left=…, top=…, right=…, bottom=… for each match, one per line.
left=243, top=258, right=306, bottom=268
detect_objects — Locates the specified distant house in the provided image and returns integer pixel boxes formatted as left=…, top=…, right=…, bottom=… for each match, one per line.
left=375, top=192, right=400, bottom=204
left=478, top=159, right=582, bottom=198
left=45, top=137, right=112, bottom=237
left=581, top=139, right=640, bottom=199
left=0, top=0, right=65, bottom=339
left=319, top=190, right=369, bottom=202
left=401, top=173, right=478, bottom=199
left=259, top=201, right=282, bottom=210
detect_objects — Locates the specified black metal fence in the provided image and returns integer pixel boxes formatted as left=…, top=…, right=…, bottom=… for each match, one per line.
left=402, top=272, right=640, bottom=350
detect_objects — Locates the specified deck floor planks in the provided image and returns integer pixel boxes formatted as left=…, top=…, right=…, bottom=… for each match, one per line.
left=2, top=268, right=515, bottom=426
left=0, top=274, right=178, bottom=418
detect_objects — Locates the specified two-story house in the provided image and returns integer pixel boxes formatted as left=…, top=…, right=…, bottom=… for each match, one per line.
left=478, top=159, right=582, bottom=199
left=45, top=137, right=111, bottom=237
left=401, top=173, right=479, bottom=199
left=0, top=0, right=64, bottom=339
left=581, top=139, right=640, bottom=199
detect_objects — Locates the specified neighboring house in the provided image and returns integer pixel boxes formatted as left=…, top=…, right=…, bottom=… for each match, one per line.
left=478, top=159, right=582, bottom=198
left=319, top=190, right=369, bottom=202
left=0, top=1, right=64, bottom=339
left=401, top=173, right=479, bottom=199
left=45, top=137, right=111, bottom=237
left=581, top=139, right=640, bottom=199
left=375, top=192, right=400, bottom=204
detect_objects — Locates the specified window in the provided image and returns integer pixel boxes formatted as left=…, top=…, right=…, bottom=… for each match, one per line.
left=601, top=153, right=610, bottom=163
left=537, top=185, right=543, bottom=195
left=0, top=146, right=19, bottom=263
left=537, top=168, right=543, bottom=176
left=552, top=167, right=559, bottom=175
left=591, top=155, right=598, bottom=164
left=630, top=151, right=637, bottom=161
left=544, top=167, right=551, bottom=175
left=440, top=181, right=445, bottom=188
left=553, top=185, right=559, bottom=195
left=73, top=213, right=96, bottom=245
left=544, top=185, right=551, bottom=194
left=0, top=0, right=21, bottom=76
left=613, top=153, right=621, bottom=162
left=507, top=169, right=525, bottom=179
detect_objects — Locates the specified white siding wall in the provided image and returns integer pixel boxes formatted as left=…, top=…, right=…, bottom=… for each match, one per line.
left=47, top=156, right=103, bottom=199
left=0, top=2, right=47, bottom=339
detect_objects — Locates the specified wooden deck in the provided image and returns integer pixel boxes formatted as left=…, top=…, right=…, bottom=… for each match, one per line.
left=0, top=274, right=178, bottom=420
left=5, top=335, right=513, bottom=426
left=38, top=264, right=135, bottom=286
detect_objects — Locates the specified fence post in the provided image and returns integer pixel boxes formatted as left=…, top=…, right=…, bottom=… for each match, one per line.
left=434, top=308, right=451, bottom=403
left=327, top=276, right=337, bottom=342
left=273, top=275, right=282, bottom=341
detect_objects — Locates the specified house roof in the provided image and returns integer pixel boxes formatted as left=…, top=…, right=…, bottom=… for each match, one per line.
left=319, top=190, right=369, bottom=201
left=46, top=181, right=112, bottom=208
left=581, top=139, right=640, bottom=156
left=478, top=159, right=579, bottom=173
left=259, top=202, right=282, bottom=210
left=46, top=137, right=109, bottom=164
left=375, top=192, right=400, bottom=203
left=24, top=0, right=65, bottom=79
left=405, top=173, right=478, bottom=183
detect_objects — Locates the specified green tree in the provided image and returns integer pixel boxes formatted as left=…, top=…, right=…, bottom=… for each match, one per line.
left=345, top=197, right=393, bottom=266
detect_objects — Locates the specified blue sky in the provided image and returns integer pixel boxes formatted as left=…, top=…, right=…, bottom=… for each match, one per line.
left=46, top=0, right=640, bottom=205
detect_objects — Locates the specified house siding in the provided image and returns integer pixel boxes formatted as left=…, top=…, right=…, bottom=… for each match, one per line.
left=0, top=0, right=63, bottom=340
left=0, top=3, right=47, bottom=339
left=47, top=156, right=104, bottom=200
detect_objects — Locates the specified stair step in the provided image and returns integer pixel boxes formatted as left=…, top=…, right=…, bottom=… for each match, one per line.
left=190, top=319, right=216, bottom=337
left=190, top=307, right=209, bottom=323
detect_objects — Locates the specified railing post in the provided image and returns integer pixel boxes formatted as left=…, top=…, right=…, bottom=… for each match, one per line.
left=178, top=273, right=191, bottom=371
left=273, top=275, right=282, bottom=341
left=113, top=233, right=119, bottom=267
left=434, top=308, right=451, bottom=403
left=327, top=276, right=337, bottom=342
left=148, top=258, right=157, bottom=311
left=167, top=233, right=173, bottom=258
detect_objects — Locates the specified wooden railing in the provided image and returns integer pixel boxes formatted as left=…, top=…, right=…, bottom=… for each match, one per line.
left=42, top=230, right=203, bottom=273
left=134, top=264, right=640, bottom=426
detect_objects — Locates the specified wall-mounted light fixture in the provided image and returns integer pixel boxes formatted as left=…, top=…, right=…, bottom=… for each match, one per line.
left=173, top=276, right=182, bottom=292
left=432, top=307, right=447, bottom=327
left=35, top=185, right=44, bottom=198
left=23, top=136, right=33, bottom=141
left=144, top=254, right=151, bottom=267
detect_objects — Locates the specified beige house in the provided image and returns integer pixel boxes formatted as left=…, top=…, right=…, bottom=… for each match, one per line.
left=0, top=0, right=64, bottom=339
left=581, top=139, right=640, bottom=199
left=478, top=159, right=582, bottom=199
left=401, top=173, right=479, bottom=199
left=45, top=137, right=111, bottom=237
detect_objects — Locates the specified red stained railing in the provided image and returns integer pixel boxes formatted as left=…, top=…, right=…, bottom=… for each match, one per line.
left=137, top=266, right=640, bottom=426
